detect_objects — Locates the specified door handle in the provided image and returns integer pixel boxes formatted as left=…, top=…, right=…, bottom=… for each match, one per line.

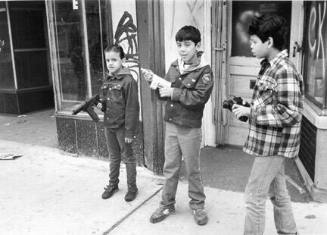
left=292, top=41, right=303, bottom=57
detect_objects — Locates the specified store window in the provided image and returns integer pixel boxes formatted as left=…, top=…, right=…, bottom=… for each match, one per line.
left=49, top=0, right=140, bottom=113
left=231, top=1, right=291, bottom=57
left=303, top=1, right=327, bottom=109
left=54, top=0, right=87, bottom=109
left=0, top=2, right=15, bottom=89
left=51, top=0, right=111, bottom=111
left=9, top=1, right=49, bottom=89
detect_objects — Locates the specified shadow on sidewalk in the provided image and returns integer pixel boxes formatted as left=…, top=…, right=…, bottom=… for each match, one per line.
left=0, top=109, right=312, bottom=203
left=194, top=146, right=313, bottom=203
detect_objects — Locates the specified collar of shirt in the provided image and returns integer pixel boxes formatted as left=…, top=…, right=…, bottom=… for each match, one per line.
left=172, top=51, right=209, bottom=74
left=268, top=49, right=288, bottom=69
left=107, top=67, right=131, bottom=80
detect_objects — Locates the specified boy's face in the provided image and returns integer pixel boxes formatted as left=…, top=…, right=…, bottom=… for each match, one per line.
left=105, top=51, right=123, bottom=74
left=176, top=40, right=200, bottom=63
left=249, top=35, right=269, bottom=59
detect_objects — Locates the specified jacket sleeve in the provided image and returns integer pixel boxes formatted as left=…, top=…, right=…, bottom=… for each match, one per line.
left=124, top=76, right=139, bottom=138
left=251, top=69, right=303, bottom=127
left=171, top=67, right=213, bottom=109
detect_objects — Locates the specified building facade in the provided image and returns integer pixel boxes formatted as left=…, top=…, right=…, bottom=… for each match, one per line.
left=1, top=0, right=326, bottom=201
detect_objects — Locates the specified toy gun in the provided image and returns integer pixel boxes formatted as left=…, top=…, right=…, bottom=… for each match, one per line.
left=72, top=94, right=104, bottom=122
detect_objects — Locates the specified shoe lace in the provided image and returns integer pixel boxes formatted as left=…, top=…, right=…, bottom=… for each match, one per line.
left=104, top=184, right=115, bottom=191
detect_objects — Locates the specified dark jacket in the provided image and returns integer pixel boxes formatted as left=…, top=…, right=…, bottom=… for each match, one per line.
left=160, top=57, right=213, bottom=128
left=100, top=68, right=139, bottom=138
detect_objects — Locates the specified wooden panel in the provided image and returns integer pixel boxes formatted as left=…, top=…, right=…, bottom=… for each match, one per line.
left=315, top=129, right=327, bottom=189
left=230, top=74, right=256, bottom=98
left=136, top=0, right=165, bottom=174
left=230, top=64, right=259, bottom=76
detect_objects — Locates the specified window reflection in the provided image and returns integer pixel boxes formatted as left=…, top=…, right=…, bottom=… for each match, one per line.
left=54, top=0, right=86, bottom=106
left=85, top=0, right=108, bottom=96
left=0, top=2, right=15, bottom=89
left=303, top=1, right=327, bottom=108
left=231, top=1, right=291, bottom=57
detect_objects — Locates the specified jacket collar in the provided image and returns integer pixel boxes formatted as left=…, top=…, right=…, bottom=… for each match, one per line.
left=107, top=67, right=131, bottom=80
left=171, top=51, right=209, bottom=74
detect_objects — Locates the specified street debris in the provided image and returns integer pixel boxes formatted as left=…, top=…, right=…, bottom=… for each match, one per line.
left=305, top=214, right=316, bottom=219
left=0, top=153, right=22, bottom=160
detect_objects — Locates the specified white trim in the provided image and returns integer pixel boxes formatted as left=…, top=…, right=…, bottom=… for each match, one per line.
left=303, top=100, right=327, bottom=129
left=81, top=0, right=92, bottom=98
left=295, top=158, right=315, bottom=192
left=6, top=1, right=18, bottom=90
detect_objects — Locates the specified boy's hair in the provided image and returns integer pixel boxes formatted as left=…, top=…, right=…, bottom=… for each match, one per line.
left=248, top=14, right=288, bottom=51
left=175, top=25, right=201, bottom=44
left=104, top=44, right=125, bottom=59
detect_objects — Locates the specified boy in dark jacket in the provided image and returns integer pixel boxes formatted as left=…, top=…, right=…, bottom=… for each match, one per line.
left=232, top=15, right=303, bottom=234
left=99, top=44, right=139, bottom=202
left=142, top=25, right=213, bottom=225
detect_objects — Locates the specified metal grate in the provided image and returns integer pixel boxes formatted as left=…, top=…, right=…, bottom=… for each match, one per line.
left=299, top=116, right=317, bottom=181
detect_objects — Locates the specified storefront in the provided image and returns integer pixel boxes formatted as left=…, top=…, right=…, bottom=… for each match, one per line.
left=0, top=1, right=53, bottom=114
left=213, top=1, right=327, bottom=202
left=5, top=0, right=323, bottom=201
left=45, top=0, right=170, bottom=174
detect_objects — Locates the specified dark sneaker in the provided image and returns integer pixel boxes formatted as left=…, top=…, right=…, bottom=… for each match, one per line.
left=192, top=208, right=208, bottom=225
left=101, top=184, right=118, bottom=199
left=150, top=206, right=175, bottom=223
left=125, top=189, right=138, bottom=202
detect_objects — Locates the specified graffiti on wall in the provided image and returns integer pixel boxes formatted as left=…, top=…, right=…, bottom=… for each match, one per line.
left=304, top=1, right=326, bottom=102
left=114, top=11, right=139, bottom=80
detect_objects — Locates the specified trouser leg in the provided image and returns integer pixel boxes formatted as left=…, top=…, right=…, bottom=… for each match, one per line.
left=270, top=160, right=297, bottom=235
left=160, top=122, right=182, bottom=207
left=244, top=156, right=285, bottom=235
left=177, top=126, right=205, bottom=210
left=116, top=127, right=137, bottom=192
left=105, top=128, right=121, bottom=186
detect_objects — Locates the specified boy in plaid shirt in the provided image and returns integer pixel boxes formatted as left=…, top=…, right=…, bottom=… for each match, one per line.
left=232, top=15, right=303, bottom=235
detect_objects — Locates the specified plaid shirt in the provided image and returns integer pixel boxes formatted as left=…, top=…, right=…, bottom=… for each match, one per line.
left=243, top=50, right=304, bottom=158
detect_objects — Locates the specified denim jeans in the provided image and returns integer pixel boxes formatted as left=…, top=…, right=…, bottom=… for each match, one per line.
left=105, top=127, right=137, bottom=191
left=244, top=156, right=297, bottom=235
left=160, top=122, right=206, bottom=210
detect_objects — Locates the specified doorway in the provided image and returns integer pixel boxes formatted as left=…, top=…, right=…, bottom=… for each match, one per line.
left=213, top=1, right=304, bottom=146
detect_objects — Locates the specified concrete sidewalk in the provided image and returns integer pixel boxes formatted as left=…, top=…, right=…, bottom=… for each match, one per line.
left=1, top=140, right=327, bottom=235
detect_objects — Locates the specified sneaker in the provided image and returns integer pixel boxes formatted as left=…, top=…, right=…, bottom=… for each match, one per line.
left=101, top=184, right=118, bottom=199
left=125, top=189, right=138, bottom=202
left=150, top=205, right=175, bottom=223
left=192, top=208, right=208, bottom=225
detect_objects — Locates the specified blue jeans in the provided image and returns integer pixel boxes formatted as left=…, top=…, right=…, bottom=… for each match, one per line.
left=244, top=156, right=297, bottom=235
left=160, top=122, right=206, bottom=210
left=105, top=127, right=137, bottom=191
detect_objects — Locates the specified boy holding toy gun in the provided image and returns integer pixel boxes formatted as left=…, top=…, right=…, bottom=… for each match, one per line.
left=142, top=25, right=213, bottom=226
left=97, top=44, right=139, bottom=202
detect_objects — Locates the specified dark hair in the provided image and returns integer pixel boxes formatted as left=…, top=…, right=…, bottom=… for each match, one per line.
left=248, top=14, right=288, bottom=51
left=104, top=44, right=125, bottom=59
left=175, top=25, right=201, bottom=44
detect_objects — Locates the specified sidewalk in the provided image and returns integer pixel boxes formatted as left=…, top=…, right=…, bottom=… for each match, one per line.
left=1, top=140, right=327, bottom=235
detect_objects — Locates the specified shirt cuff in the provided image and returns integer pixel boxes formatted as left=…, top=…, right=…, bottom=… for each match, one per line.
left=171, top=88, right=182, bottom=101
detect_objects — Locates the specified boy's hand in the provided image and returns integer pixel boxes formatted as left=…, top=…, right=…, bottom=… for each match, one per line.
left=125, top=137, right=133, bottom=144
left=159, top=87, right=174, bottom=97
left=232, top=104, right=251, bottom=119
left=96, top=102, right=103, bottom=110
left=141, top=68, right=153, bottom=82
